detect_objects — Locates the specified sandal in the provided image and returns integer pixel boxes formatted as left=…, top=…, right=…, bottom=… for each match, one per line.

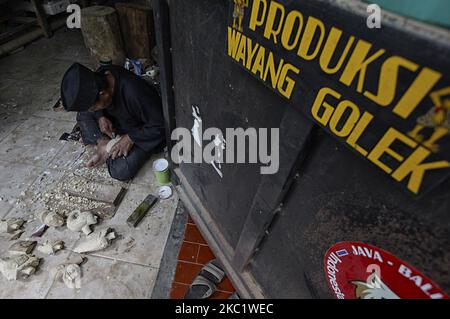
left=228, top=292, right=240, bottom=299
left=184, top=259, right=225, bottom=299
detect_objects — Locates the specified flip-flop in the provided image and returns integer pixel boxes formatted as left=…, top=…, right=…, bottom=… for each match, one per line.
left=184, top=259, right=225, bottom=299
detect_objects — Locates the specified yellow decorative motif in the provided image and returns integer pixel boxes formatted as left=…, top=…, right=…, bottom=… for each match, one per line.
left=232, top=0, right=248, bottom=32
left=408, top=87, right=450, bottom=152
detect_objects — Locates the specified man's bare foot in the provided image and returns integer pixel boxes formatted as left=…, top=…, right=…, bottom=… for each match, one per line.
left=86, top=139, right=109, bottom=168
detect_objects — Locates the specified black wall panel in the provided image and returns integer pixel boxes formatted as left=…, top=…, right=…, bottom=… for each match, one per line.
left=251, top=130, right=450, bottom=298
left=168, top=0, right=450, bottom=298
left=171, top=0, right=287, bottom=248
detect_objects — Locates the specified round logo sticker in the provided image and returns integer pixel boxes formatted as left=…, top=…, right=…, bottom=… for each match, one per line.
left=324, top=242, right=449, bottom=299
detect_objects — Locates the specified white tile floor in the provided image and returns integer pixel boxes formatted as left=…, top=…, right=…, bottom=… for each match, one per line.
left=0, top=29, right=178, bottom=299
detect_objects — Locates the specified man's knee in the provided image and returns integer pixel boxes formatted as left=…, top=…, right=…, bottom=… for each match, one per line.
left=109, top=166, right=134, bottom=181
left=107, top=158, right=136, bottom=181
left=107, top=146, right=151, bottom=181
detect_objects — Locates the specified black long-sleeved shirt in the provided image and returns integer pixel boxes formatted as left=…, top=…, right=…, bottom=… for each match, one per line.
left=94, top=65, right=165, bottom=152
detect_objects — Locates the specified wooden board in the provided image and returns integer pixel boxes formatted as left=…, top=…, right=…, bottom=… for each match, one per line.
left=115, top=3, right=155, bottom=59
left=62, top=178, right=127, bottom=206
left=0, top=22, right=35, bottom=45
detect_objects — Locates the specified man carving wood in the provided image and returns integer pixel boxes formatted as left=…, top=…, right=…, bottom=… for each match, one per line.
left=60, top=63, right=165, bottom=181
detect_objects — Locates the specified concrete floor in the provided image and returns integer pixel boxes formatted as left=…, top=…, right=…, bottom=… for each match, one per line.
left=0, top=28, right=182, bottom=298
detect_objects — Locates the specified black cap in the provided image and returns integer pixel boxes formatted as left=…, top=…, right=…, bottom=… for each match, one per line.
left=60, top=63, right=99, bottom=112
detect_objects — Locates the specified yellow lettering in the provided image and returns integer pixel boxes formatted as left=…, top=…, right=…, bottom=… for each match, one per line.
left=263, top=52, right=284, bottom=89
left=393, top=68, right=442, bottom=119
left=319, top=27, right=355, bottom=74
left=227, top=27, right=242, bottom=58
left=346, top=112, right=373, bottom=156
left=246, top=38, right=260, bottom=69
left=251, top=46, right=266, bottom=78
left=263, top=1, right=285, bottom=44
left=277, top=63, right=299, bottom=99
left=329, top=100, right=360, bottom=137
left=297, top=16, right=325, bottom=61
left=367, top=128, right=417, bottom=174
left=281, top=10, right=303, bottom=51
left=235, top=33, right=247, bottom=65
left=340, top=40, right=385, bottom=93
left=249, top=0, right=267, bottom=31
left=311, top=87, right=341, bottom=125
left=364, top=56, right=418, bottom=106
left=392, top=147, right=450, bottom=194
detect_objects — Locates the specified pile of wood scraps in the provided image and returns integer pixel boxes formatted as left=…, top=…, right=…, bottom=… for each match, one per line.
left=0, top=171, right=126, bottom=287
left=0, top=141, right=129, bottom=286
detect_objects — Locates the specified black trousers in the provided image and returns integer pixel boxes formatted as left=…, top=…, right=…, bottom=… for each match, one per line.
left=77, top=112, right=153, bottom=181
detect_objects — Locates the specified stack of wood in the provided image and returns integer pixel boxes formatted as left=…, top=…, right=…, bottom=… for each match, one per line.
left=115, top=3, right=155, bottom=60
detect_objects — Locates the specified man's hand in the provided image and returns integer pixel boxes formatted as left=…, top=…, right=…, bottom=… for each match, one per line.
left=111, top=134, right=134, bottom=160
left=98, top=116, right=114, bottom=138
